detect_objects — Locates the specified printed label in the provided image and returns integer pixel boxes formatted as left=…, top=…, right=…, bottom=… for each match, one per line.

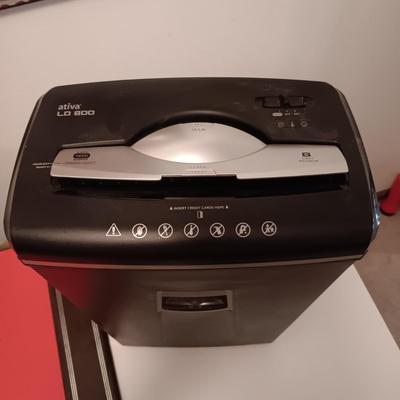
left=56, top=103, right=95, bottom=117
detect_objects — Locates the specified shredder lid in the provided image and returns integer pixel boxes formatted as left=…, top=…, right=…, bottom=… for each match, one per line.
left=131, top=122, right=267, bottom=163
left=51, top=122, right=349, bottom=181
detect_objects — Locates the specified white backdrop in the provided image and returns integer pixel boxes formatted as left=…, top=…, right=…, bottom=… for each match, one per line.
left=1, top=0, right=399, bottom=242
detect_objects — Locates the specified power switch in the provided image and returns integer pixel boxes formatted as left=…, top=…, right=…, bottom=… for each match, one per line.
left=287, top=96, right=305, bottom=107
left=262, top=96, right=281, bottom=108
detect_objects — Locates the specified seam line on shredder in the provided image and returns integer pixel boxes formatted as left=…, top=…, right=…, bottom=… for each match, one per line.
left=92, top=321, right=113, bottom=400
left=56, top=290, right=79, bottom=400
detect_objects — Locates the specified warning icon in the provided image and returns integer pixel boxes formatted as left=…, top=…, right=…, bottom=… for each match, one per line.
left=106, top=223, right=121, bottom=237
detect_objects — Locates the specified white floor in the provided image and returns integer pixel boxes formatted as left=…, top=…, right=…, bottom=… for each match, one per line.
left=356, top=212, right=400, bottom=346
left=109, top=266, right=400, bottom=400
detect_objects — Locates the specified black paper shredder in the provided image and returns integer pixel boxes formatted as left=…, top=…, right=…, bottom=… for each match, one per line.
left=4, top=78, right=379, bottom=346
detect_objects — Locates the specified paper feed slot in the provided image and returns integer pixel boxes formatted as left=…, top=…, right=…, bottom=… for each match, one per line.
left=52, top=174, right=348, bottom=198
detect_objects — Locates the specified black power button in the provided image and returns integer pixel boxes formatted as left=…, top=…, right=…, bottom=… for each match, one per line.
left=262, top=96, right=281, bottom=108
left=287, top=96, right=305, bottom=107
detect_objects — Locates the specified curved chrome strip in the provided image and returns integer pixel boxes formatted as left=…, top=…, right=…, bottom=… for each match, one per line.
left=132, top=122, right=266, bottom=163
left=56, top=290, right=79, bottom=400
left=51, top=143, right=348, bottom=181
left=23, top=255, right=361, bottom=270
left=92, top=322, right=113, bottom=400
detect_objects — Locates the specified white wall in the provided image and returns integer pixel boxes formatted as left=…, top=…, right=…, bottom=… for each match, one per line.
left=1, top=0, right=399, bottom=242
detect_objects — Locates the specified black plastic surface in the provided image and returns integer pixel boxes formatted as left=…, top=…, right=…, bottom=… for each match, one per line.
left=5, top=78, right=377, bottom=266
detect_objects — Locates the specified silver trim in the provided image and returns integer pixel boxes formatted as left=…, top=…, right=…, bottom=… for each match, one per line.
left=23, top=255, right=361, bottom=270
left=92, top=322, right=113, bottom=400
left=51, top=142, right=348, bottom=182
left=55, top=290, right=79, bottom=400
left=132, top=122, right=266, bottom=163
left=62, top=139, right=126, bottom=149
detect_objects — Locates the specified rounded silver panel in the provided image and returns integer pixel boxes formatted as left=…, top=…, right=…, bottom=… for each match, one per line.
left=52, top=144, right=349, bottom=181
left=131, top=122, right=266, bottom=163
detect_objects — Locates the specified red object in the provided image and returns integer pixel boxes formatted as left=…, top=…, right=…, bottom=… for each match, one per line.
left=381, top=174, right=400, bottom=215
left=0, top=249, right=64, bottom=400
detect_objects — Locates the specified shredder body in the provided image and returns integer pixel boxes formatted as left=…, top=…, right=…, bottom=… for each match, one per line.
left=4, top=78, right=379, bottom=346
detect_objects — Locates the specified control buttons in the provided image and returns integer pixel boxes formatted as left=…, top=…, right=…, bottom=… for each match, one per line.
left=235, top=222, right=251, bottom=238
left=262, top=96, right=281, bottom=108
left=210, top=222, right=225, bottom=238
left=184, top=223, right=199, bottom=238
left=287, top=96, right=305, bottom=107
left=158, top=223, right=173, bottom=239
left=262, top=95, right=310, bottom=109
left=132, top=223, right=147, bottom=239
left=261, top=221, right=277, bottom=237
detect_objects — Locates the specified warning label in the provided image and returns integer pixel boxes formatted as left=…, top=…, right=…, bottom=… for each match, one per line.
left=106, top=223, right=121, bottom=237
